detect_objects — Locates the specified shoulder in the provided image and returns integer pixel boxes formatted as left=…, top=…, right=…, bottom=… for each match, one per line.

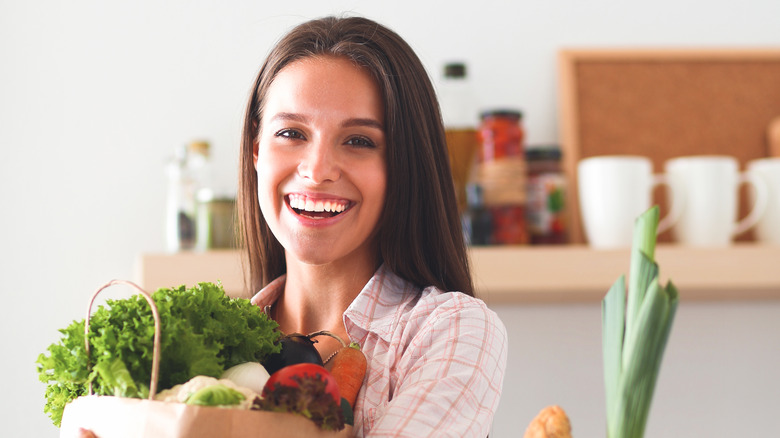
left=408, top=286, right=508, bottom=343
left=378, top=267, right=507, bottom=339
left=347, top=266, right=506, bottom=351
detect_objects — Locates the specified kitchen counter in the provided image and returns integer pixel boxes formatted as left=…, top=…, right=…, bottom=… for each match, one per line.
left=135, top=244, right=780, bottom=303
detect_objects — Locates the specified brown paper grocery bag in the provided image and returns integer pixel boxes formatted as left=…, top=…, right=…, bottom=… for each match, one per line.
left=59, top=280, right=351, bottom=438
left=59, top=395, right=348, bottom=438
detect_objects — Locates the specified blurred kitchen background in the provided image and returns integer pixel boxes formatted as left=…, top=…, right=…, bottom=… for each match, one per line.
left=3, top=1, right=780, bottom=436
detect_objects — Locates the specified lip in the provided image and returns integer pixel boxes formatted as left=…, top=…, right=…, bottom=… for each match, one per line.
left=283, top=192, right=354, bottom=227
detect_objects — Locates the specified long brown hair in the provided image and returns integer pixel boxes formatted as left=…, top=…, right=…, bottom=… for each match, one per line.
left=237, top=16, right=474, bottom=297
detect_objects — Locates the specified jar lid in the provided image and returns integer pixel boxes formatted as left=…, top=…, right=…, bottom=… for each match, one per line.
left=188, top=140, right=210, bottom=157
left=444, top=62, right=467, bottom=78
left=480, top=109, right=523, bottom=120
left=526, top=147, right=561, bottom=161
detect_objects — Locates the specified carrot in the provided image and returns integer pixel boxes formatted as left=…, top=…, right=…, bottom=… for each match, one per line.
left=327, top=342, right=367, bottom=409
left=307, top=331, right=368, bottom=409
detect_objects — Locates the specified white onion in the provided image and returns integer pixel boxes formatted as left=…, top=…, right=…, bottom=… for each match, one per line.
left=220, top=362, right=270, bottom=394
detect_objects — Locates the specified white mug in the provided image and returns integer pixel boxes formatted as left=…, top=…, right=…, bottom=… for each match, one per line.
left=664, top=155, right=768, bottom=246
left=747, top=158, right=780, bottom=245
left=578, top=155, right=676, bottom=249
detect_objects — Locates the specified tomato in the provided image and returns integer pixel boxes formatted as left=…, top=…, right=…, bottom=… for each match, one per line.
left=262, top=363, right=341, bottom=404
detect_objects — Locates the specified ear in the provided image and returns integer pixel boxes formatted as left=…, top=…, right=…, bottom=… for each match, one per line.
left=252, top=139, right=259, bottom=168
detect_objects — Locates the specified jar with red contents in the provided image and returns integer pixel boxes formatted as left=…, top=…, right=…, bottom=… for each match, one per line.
left=525, top=146, right=568, bottom=244
left=476, top=109, right=528, bottom=245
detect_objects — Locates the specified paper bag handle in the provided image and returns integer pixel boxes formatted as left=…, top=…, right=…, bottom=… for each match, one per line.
left=85, top=279, right=161, bottom=399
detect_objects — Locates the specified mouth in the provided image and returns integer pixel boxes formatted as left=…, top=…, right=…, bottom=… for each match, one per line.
left=286, top=193, right=351, bottom=220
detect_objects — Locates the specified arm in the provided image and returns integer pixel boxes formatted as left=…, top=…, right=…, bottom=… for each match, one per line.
left=72, top=419, right=354, bottom=438
left=366, top=298, right=508, bottom=437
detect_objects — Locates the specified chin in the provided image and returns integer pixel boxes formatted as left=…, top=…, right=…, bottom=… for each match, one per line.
left=285, top=240, right=378, bottom=271
left=292, top=253, right=336, bottom=266
left=284, top=242, right=343, bottom=266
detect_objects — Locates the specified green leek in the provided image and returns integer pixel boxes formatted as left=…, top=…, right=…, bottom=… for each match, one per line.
left=602, top=206, right=679, bottom=438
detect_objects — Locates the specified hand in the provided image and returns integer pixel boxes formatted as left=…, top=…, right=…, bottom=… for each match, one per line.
left=77, top=428, right=97, bottom=438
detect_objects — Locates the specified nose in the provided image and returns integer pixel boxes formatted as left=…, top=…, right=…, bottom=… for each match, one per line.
left=297, top=140, right=341, bottom=184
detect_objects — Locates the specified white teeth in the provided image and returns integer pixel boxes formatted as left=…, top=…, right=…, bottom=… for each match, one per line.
left=288, top=194, right=347, bottom=213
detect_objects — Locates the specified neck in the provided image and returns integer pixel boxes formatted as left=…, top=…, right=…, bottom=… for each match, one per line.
left=272, top=253, right=379, bottom=359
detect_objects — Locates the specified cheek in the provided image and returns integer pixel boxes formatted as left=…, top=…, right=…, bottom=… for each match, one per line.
left=254, top=152, right=280, bottom=211
left=365, top=163, right=388, bottom=214
left=254, top=169, right=270, bottom=218
left=374, top=173, right=387, bottom=206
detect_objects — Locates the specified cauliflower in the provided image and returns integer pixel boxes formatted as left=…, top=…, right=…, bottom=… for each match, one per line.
left=155, top=376, right=260, bottom=410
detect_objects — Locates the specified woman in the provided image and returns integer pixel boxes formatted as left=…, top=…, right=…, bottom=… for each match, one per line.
left=238, top=16, right=507, bottom=437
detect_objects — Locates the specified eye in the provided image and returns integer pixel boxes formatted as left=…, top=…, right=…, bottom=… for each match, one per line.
left=274, top=128, right=306, bottom=140
left=345, top=135, right=376, bottom=148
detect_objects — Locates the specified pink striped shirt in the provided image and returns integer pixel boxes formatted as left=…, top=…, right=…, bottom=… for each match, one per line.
left=251, top=264, right=508, bottom=437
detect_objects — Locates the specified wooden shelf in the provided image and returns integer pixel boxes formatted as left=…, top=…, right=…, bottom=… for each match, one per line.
left=135, top=249, right=247, bottom=297
left=470, top=244, right=780, bottom=303
left=135, top=244, right=780, bottom=304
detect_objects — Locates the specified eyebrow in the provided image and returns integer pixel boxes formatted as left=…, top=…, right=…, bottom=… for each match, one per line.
left=269, top=112, right=308, bottom=124
left=269, top=112, right=384, bottom=131
left=341, top=118, right=384, bottom=131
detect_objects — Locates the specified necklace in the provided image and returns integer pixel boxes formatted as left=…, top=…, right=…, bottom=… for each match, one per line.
left=323, top=349, right=340, bottom=364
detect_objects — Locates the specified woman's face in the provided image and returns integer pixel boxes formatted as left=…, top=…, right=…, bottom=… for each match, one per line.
left=254, top=56, right=387, bottom=268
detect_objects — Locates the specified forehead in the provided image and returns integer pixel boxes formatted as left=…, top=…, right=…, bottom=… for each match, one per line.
left=263, top=56, right=384, bottom=116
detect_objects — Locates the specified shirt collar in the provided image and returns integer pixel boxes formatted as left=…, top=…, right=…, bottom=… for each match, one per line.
left=344, top=264, right=418, bottom=343
left=249, top=264, right=418, bottom=344
left=249, top=275, right=286, bottom=311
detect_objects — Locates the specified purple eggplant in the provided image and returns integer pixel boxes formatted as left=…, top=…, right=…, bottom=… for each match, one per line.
left=263, top=333, right=323, bottom=374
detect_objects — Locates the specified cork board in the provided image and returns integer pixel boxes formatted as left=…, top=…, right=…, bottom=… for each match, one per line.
left=558, top=49, right=780, bottom=244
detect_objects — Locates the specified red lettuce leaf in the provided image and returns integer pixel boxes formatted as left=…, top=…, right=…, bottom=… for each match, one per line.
left=257, top=374, right=345, bottom=431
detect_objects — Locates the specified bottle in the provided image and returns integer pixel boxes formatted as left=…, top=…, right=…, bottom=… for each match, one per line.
left=525, top=146, right=568, bottom=245
left=438, top=62, right=480, bottom=213
left=165, top=140, right=212, bottom=252
left=477, top=109, right=528, bottom=245
left=188, top=141, right=213, bottom=251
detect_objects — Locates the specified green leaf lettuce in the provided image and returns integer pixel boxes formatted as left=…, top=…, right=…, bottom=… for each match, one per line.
left=36, top=281, right=282, bottom=427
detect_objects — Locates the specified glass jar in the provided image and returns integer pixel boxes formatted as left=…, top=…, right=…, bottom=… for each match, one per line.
left=477, top=110, right=528, bottom=245
left=478, top=110, right=524, bottom=163
left=526, top=147, right=568, bottom=244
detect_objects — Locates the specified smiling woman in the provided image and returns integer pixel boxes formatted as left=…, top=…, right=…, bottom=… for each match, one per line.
left=236, top=15, right=508, bottom=437
left=253, top=55, right=387, bottom=273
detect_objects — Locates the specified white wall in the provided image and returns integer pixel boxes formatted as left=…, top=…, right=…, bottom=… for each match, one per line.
left=2, top=1, right=779, bottom=436
left=490, top=299, right=780, bottom=437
